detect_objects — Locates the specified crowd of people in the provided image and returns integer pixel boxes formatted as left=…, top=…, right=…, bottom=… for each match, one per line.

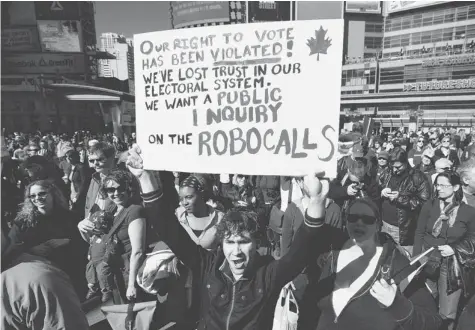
left=1, top=123, right=475, bottom=330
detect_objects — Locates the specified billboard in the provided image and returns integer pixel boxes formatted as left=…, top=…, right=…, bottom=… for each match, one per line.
left=1, top=1, right=37, bottom=26
left=345, top=1, right=382, bottom=14
left=403, top=79, right=475, bottom=92
left=296, top=1, right=344, bottom=20
left=37, top=20, right=82, bottom=53
left=35, top=1, right=80, bottom=20
left=384, top=1, right=448, bottom=15
left=2, top=53, right=85, bottom=74
left=1, top=27, right=41, bottom=52
left=248, top=1, right=292, bottom=22
left=170, top=1, right=230, bottom=28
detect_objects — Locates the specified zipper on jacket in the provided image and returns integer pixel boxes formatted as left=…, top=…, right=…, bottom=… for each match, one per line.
left=226, top=283, right=236, bottom=330
left=334, top=268, right=382, bottom=323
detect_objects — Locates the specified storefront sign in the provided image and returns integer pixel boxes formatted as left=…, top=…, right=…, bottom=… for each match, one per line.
left=2, top=54, right=85, bottom=74
left=345, top=1, right=381, bottom=14
left=171, top=1, right=230, bottom=28
left=422, top=55, right=475, bottom=67
left=37, top=20, right=82, bottom=52
left=35, top=1, right=80, bottom=20
left=403, top=79, right=475, bottom=92
left=1, top=27, right=41, bottom=51
left=134, top=20, right=343, bottom=176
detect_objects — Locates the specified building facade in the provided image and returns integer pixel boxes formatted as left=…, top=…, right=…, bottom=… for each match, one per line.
left=341, top=1, right=475, bottom=131
left=1, top=1, right=103, bottom=133
left=98, top=33, right=130, bottom=80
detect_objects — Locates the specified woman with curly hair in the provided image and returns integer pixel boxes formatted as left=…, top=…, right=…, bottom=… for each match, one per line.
left=3, top=180, right=86, bottom=296
left=77, top=169, right=146, bottom=303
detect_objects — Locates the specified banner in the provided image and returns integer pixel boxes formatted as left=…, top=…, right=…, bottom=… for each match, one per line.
left=2, top=53, right=85, bottom=74
left=422, top=54, right=475, bottom=67
left=384, top=1, right=448, bottom=15
left=37, top=20, right=82, bottom=52
left=134, top=20, right=343, bottom=176
left=1, top=1, right=37, bottom=26
left=171, top=1, right=230, bottom=28
left=403, top=79, right=475, bottom=92
left=345, top=1, right=381, bottom=14
left=1, top=27, right=41, bottom=52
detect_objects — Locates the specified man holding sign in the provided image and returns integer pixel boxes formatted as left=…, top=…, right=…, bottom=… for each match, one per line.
left=134, top=20, right=343, bottom=178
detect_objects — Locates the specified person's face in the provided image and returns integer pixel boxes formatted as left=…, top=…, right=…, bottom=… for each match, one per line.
left=29, top=185, right=53, bottom=215
left=382, top=142, right=387, bottom=149
left=391, top=161, right=406, bottom=175
left=436, top=164, right=451, bottom=173
left=387, top=136, right=393, bottom=142
left=430, top=137, right=439, bottom=146
left=89, top=152, right=114, bottom=174
left=236, top=175, right=247, bottom=188
left=179, top=186, right=199, bottom=213
left=374, top=142, right=380, bottom=149
left=132, top=133, right=136, bottom=139
left=378, top=157, right=388, bottom=167
left=441, top=137, right=451, bottom=148
left=222, top=231, right=257, bottom=278
left=436, top=176, right=458, bottom=200
left=40, top=142, right=47, bottom=149
left=104, top=180, right=129, bottom=206
left=346, top=214, right=379, bottom=244
left=417, top=139, right=424, bottom=149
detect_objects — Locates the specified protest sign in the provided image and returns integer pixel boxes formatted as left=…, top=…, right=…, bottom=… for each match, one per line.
left=134, top=20, right=343, bottom=177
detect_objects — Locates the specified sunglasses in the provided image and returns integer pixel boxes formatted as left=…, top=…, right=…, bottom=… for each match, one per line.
left=347, top=214, right=378, bottom=225
left=417, top=140, right=424, bottom=143
left=29, top=191, right=48, bottom=200
left=391, top=164, right=405, bottom=170
left=378, top=157, right=388, bottom=161
left=104, top=186, right=126, bottom=195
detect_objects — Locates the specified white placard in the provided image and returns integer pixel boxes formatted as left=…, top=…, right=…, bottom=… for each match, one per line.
left=134, top=20, right=343, bottom=177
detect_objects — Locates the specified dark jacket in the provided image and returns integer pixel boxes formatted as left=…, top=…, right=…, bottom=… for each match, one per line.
left=414, top=199, right=475, bottom=297
left=254, top=176, right=281, bottom=204
left=379, top=168, right=431, bottom=246
left=70, top=163, right=92, bottom=218
left=298, top=232, right=442, bottom=330
left=142, top=188, right=325, bottom=330
left=434, top=148, right=460, bottom=168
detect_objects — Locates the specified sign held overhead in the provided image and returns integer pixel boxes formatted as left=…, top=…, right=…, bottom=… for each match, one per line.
left=134, top=20, right=343, bottom=177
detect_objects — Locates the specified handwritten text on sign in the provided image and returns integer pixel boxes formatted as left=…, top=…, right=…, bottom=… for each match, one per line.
left=134, top=20, right=343, bottom=176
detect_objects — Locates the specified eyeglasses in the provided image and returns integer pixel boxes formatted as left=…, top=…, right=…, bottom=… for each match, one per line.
left=104, top=186, right=126, bottom=195
left=434, top=183, right=453, bottom=189
left=347, top=214, right=378, bottom=225
left=29, top=191, right=48, bottom=200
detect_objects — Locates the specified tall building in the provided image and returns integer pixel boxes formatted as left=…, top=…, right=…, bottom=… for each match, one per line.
left=1, top=1, right=103, bottom=133
left=341, top=1, right=475, bottom=131
left=99, top=32, right=130, bottom=80
left=126, top=38, right=134, bottom=82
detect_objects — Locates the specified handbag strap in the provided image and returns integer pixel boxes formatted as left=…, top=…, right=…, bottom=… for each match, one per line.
left=102, top=206, right=128, bottom=243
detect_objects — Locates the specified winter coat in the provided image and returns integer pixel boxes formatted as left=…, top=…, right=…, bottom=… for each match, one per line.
left=379, top=168, right=431, bottom=246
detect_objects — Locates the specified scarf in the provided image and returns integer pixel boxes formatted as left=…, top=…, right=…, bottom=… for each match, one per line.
left=431, top=200, right=460, bottom=237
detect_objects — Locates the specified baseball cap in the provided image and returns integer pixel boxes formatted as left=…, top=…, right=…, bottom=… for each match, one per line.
left=378, top=151, right=389, bottom=160
left=352, top=143, right=364, bottom=158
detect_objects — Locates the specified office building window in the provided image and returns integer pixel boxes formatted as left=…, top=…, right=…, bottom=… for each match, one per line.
left=456, top=6, right=468, bottom=21
left=364, top=36, right=382, bottom=49
left=444, top=9, right=455, bottom=23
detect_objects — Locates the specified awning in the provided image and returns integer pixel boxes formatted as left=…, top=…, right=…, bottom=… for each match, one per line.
left=43, top=83, right=135, bottom=102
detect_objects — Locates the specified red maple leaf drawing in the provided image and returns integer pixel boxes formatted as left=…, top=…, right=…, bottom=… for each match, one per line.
left=307, top=26, right=332, bottom=61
